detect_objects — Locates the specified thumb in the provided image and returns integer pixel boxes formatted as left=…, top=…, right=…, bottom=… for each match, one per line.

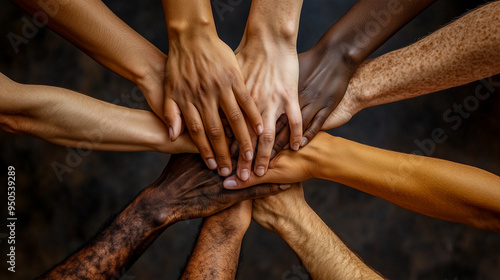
left=163, top=98, right=183, bottom=141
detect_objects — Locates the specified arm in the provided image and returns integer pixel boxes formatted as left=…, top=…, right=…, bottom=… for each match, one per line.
left=323, top=1, right=500, bottom=129
left=253, top=184, right=383, bottom=279
left=0, top=73, right=197, bottom=154
left=162, top=0, right=262, bottom=177
left=37, top=154, right=284, bottom=279
left=181, top=200, right=251, bottom=280
left=235, top=0, right=303, bottom=178
left=225, top=132, right=500, bottom=232
left=273, top=0, right=436, bottom=152
left=12, top=0, right=167, bottom=114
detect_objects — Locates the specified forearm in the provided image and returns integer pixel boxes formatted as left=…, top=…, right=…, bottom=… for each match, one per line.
left=37, top=196, right=168, bottom=280
left=352, top=1, right=500, bottom=109
left=245, top=0, right=303, bottom=46
left=315, top=0, right=435, bottom=64
left=13, top=0, right=165, bottom=86
left=0, top=76, right=197, bottom=154
left=163, top=0, right=217, bottom=41
left=181, top=216, right=246, bottom=280
left=314, top=133, right=500, bottom=232
left=274, top=201, right=382, bottom=279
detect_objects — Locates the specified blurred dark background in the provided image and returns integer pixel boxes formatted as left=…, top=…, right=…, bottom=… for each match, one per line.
left=1, top=0, right=499, bottom=279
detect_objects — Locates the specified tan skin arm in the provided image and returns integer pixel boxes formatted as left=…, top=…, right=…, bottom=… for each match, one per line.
left=253, top=184, right=384, bottom=279
left=322, top=0, right=500, bottom=129
left=0, top=73, right=197, bottom=154
left=225, top=132, right=500, bottom=232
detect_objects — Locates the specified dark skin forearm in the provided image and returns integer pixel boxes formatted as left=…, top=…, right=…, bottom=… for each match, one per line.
left=37, top=155, right=285, bottom=279
left=317, top=0, right=437, bottom=63
left=37, top=199, right=165, bottom=280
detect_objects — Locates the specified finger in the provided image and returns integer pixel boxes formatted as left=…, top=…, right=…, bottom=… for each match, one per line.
left=236, top=122, right=258, bottom=181
left=253, top=112, right=277, bottom=177
left=302, top=108, right=330, bottom=147
left=220, top=95, right=254, bottom=163
left=233, top=81, right=263, bottom=135
left=223, top=169, right=288, bottom=190
left=200, top=104, right=232, bottom=177
left=298, top=104, right=321, bottom=147
left=272, top=126, right=290, bottom=159
left=275, top=113, right=288, bottom=135
left=182, top=105, right=217, bottom=171
left=219, top=109, right=234, bottom=138
left=163, top=98, right=183, bottom=141
left=285, top=100, right=303, bottom=151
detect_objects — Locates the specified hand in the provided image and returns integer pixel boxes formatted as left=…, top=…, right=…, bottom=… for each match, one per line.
left=272, top=45, right=359, bottom=155
left=223, top=132, right=333, bottom=189
left=236, top=39, right=302, bottom=178
left=252, top=183, right=305, bottom=234
left=163, top=34, right=263, bottom=177
left=139, top=154, right=285, bottom=226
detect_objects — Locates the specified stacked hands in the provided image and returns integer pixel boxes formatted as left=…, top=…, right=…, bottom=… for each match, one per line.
left=5, top=0, right=500, bottom=279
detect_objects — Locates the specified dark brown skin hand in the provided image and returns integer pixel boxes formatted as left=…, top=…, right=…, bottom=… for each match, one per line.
left=37, top=155, right=284, bottom=280
left=272, top=0, right=437, bottom=155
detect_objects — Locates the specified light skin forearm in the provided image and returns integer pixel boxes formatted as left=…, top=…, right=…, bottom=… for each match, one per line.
left=312, top=133, right=500, bottom=232
left=351, top=1, right=500, bottom=110
left=163, top=0, right=216, bottom=40
left=275, top=202, right=383, bottom=279
left=0, top=74, right=197, bottom=154
left=13, top=0, right=166, bottom=87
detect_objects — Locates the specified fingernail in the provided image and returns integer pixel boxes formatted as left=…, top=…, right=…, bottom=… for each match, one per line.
left=257, top=125, right=263, bottom=135
left=223, top=179, right=238, bottom=189
left=255, top=166, right=265, bottom=176
left=301, top=137, right=308, bottom=147
left=270, top=149, right=277, bottom=158
left=220, top=167, right=231, bottom=177
left=292, top=143, right=300, bottom=151
left=283, top=144, right=290, bottom=150
left=168, top=127, right=174, bottom=141
left=280, top=184, right=291, bottom=190
left=207, top=158, right=217, bottom=170
left=245, top=151, right=253, bottom=161
left=240, top=169, right=250, bottom=181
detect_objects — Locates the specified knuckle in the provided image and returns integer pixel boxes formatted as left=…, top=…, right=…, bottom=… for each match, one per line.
left=260, top=131, right=275, bottom=144
left=207, top=126, right=223, bottom=140
left=188, top=122, right=204, bottom=134
left=228, top=109, right=244, bottom=123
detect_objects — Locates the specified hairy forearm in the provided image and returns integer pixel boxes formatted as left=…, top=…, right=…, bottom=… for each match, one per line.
left=37, top=197, right=167, bottom=280
left=13, top=0, right=165, bottom=86
left=181, top=217, right=246, bottom=280
left=316, top=0, right=435, bottom=64
left=274, top=201, right=382, bottom=279
left=0, top=75, right=197, bottom=154
left=313, top=133, right=500, bottom=232
left=351, top=1, right=500, bottom=109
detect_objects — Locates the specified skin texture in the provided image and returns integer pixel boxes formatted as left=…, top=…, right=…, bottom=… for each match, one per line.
left=225, top=132, right=500, bottom=232
left=12, top=0, right=166, bottom=118
left=273, top=0, right=436, bottom=154
left=322, top=0, right=500, bottom=130
left=181, top=200, right=252, bottom=280
left=253, top=184, right=383, bottom=279
left=162, top=0, right=262, bottom=177
left=0, top=73, right=197, bottom=154
left=234, top=0, right=304, bottom=179
left=36, top=154, right=284, bottom=280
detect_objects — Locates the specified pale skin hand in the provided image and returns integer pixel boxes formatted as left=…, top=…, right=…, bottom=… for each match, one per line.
left=162, top=0, right=263, bottom=177
left=272, top=0, right=436, bottom=153
left=226, top=132, right=500, bottom=232
left=181, top=200, right=252, bottom=280
left=253, top=183, right=384, bottom=279
left=322, top=0, right=500, bottom=130
left=37, top=155, right=283, bottom=280
left=0, top=73, right=197, bottom=154
left=235, top=0, right=303, bottom=179
left=12, top=0, right=167, bottom=117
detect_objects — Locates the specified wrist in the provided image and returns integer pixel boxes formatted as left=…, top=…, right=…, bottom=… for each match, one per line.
left=245, top=20, right=298, bottom=48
